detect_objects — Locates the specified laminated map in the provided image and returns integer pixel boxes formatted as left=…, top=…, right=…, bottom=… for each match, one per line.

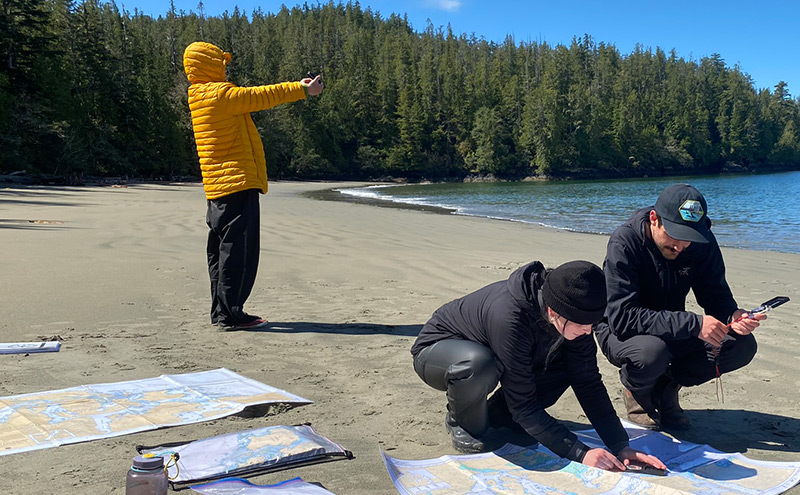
left=383, top=422, right=800, bottom=495
left=140, top=424, right=352, bottom=484
left=0, top=368, right=311, bottom=456
left=190, top=477, right=336, bottom=494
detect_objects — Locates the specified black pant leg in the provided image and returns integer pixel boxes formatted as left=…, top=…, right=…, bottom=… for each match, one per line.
left=597, top=323, right=758, bottom=408
left=413, top=339, right=500, bottom=436
left=206, top=189, right=261, bottom=325
left=596, top=328, right=670, bottom=411
left=668, top=332, right=757, bottom=387
left=235, top=189, right=260, bottom=310
left=206, top=216, right=223, bottom=324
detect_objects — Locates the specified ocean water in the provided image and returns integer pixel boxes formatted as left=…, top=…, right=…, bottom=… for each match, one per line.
left=337, top=171, right=800, bottom=254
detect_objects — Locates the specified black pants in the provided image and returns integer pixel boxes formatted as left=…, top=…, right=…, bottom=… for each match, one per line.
left=596, top=327, right=757, bottom=411
left=206, top=189, right=260, bottom=326
left=413, top=339, right=570, bottom=436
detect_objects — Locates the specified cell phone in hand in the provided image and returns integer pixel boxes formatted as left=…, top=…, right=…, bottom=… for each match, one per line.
left=626, top=463, right=668, bottom=476
left=307, top=71, right=322, bottom=84
left=748, top=296, right=790, bottom=317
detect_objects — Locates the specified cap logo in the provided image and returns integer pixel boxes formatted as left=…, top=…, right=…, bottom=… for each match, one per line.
left=679, top=200, right=704, bottom=222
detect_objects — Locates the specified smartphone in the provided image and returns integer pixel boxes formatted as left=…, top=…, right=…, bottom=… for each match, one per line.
left=626, top=463, right=668, bottom=476
left=748, top=296, right=790, bottom=317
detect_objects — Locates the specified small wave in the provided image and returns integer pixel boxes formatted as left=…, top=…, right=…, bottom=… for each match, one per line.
left=336, top=186, right=464, bottom=212
left=335, top=184, right=396, bottom=199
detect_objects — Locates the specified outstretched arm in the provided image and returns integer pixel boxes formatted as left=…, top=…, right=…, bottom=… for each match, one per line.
left=219, top=79, right=309, bottom=114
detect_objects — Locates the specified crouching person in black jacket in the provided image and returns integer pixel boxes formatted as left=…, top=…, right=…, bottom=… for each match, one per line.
left=411, top=260, right=665, bottom=472
left=594, top=184, right=763, bottom=431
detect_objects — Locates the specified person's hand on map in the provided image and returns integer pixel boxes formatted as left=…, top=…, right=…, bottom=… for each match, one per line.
left=617, top=447, right=667, bottom=471
left=582, top=448, right=627, bottom=471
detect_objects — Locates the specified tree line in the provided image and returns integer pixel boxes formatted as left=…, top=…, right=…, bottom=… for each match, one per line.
left=1, top=0, right=799, bottom=182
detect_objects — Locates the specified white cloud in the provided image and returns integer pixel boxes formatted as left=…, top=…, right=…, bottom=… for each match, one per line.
left=431, top=0, right=462, bottom=11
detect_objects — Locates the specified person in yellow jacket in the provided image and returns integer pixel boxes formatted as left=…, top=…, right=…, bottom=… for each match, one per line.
left=183, top=41, right=323, bottom=331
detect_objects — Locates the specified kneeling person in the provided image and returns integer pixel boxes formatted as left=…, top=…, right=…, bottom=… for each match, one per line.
left=594, top=184, right=762, bottom=430
left=411, top=261, right=664, bottom=471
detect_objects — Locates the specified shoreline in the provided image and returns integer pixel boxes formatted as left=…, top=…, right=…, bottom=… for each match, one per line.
left=6, top=174, right=799, bottom=255
left=303, top=183, right=457, bottom=215
left=1, top=181, right=798, bottom=494
left=306, top=182, right=800, bottom=256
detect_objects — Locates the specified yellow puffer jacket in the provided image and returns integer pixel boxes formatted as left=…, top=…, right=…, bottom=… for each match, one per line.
left=183, top=41, right=306, bottom=200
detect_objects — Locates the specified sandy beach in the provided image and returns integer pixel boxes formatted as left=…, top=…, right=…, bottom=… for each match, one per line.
left=1, top=181, right=799, bottom=494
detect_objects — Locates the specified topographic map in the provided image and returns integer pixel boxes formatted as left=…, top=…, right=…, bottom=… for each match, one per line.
left=0, top=368, right=311, bottom=456
left=383, top=423, right=800, bottom=495
left=141, top=424, right=351, bottom=483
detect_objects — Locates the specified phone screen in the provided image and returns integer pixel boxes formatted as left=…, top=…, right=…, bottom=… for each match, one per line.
left=750, top=296, right=790, bottom=315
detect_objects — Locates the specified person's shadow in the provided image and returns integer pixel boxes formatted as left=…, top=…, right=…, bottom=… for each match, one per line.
left=667, top=409, right=800, bottom=454
left=239, top=321, right=423, bottom=337
left=559, top=411, right=800, bottom=455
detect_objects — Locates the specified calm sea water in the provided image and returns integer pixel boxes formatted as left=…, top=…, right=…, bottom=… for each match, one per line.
left=338, top=171, right=800, bottom=254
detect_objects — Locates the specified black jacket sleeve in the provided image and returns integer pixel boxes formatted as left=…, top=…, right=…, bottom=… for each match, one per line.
left=565, top=334, right=629, bottom=454
left=486, top=312, right=591, bottom=462
left=691, top=235, right=738, bottom=323
left=604, top=236, right=702, bottom=341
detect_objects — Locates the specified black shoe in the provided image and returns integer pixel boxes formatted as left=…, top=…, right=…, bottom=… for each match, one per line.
left=216, top=318, right=269, bottom=332
left=445, top=412, right=486, bottom=454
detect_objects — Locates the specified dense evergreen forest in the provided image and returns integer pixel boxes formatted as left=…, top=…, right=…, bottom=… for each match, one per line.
left=2, top=0, right=799, bottom=182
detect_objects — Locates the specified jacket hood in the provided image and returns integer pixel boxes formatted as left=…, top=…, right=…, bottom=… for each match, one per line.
left=505, top=261, right=547, bottom=311
left=183, top=41, right=229, bottom=84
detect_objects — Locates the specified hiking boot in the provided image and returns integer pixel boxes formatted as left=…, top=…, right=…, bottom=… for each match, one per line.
left=623, top=388, right=661, bottom=429
left=658, top=380, right=691, bottom=430
left=445, top=412, right=486, bottom=454
left=217, top=318, right=270, bottom=332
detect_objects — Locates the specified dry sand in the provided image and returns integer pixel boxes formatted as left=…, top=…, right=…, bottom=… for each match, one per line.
left=1, top=181, right=798, bottom=494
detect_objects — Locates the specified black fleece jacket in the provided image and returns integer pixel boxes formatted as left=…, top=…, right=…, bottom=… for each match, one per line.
left=411, top=261, right=629, bottom=461
left=595, top=208, right=739, bottom=341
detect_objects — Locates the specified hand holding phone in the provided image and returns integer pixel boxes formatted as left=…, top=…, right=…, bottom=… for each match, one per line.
left=307, top=71, right=323, bottom=84
left=728, top=296, right=788, bottom=336
left=301, top=71, right=324, bottom=96
left=626, top=463, right=668, bottom=476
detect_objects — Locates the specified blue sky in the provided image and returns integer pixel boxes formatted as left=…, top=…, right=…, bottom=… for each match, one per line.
left=131, top=0, right=798, bottom=97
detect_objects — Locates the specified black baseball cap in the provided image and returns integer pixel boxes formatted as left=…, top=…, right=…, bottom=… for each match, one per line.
left=654, top=184, right=711, bottom=244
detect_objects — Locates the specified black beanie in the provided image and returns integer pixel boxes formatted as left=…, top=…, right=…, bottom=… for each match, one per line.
left=541, top=261, right=607, bottom=324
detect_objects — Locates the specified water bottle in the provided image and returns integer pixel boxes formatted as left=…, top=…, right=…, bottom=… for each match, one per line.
left=125, top=455, right=168, bottom=495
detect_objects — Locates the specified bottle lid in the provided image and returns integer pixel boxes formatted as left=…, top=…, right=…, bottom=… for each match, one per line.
left=132, top=455, right=165, bottom=470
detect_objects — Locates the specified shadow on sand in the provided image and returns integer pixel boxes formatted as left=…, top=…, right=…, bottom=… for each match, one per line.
left=237, top=321, right=423, bottom=337
left=669, top=408, right=800, bottom=454
left=557, top=410, right=799, bottom=454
